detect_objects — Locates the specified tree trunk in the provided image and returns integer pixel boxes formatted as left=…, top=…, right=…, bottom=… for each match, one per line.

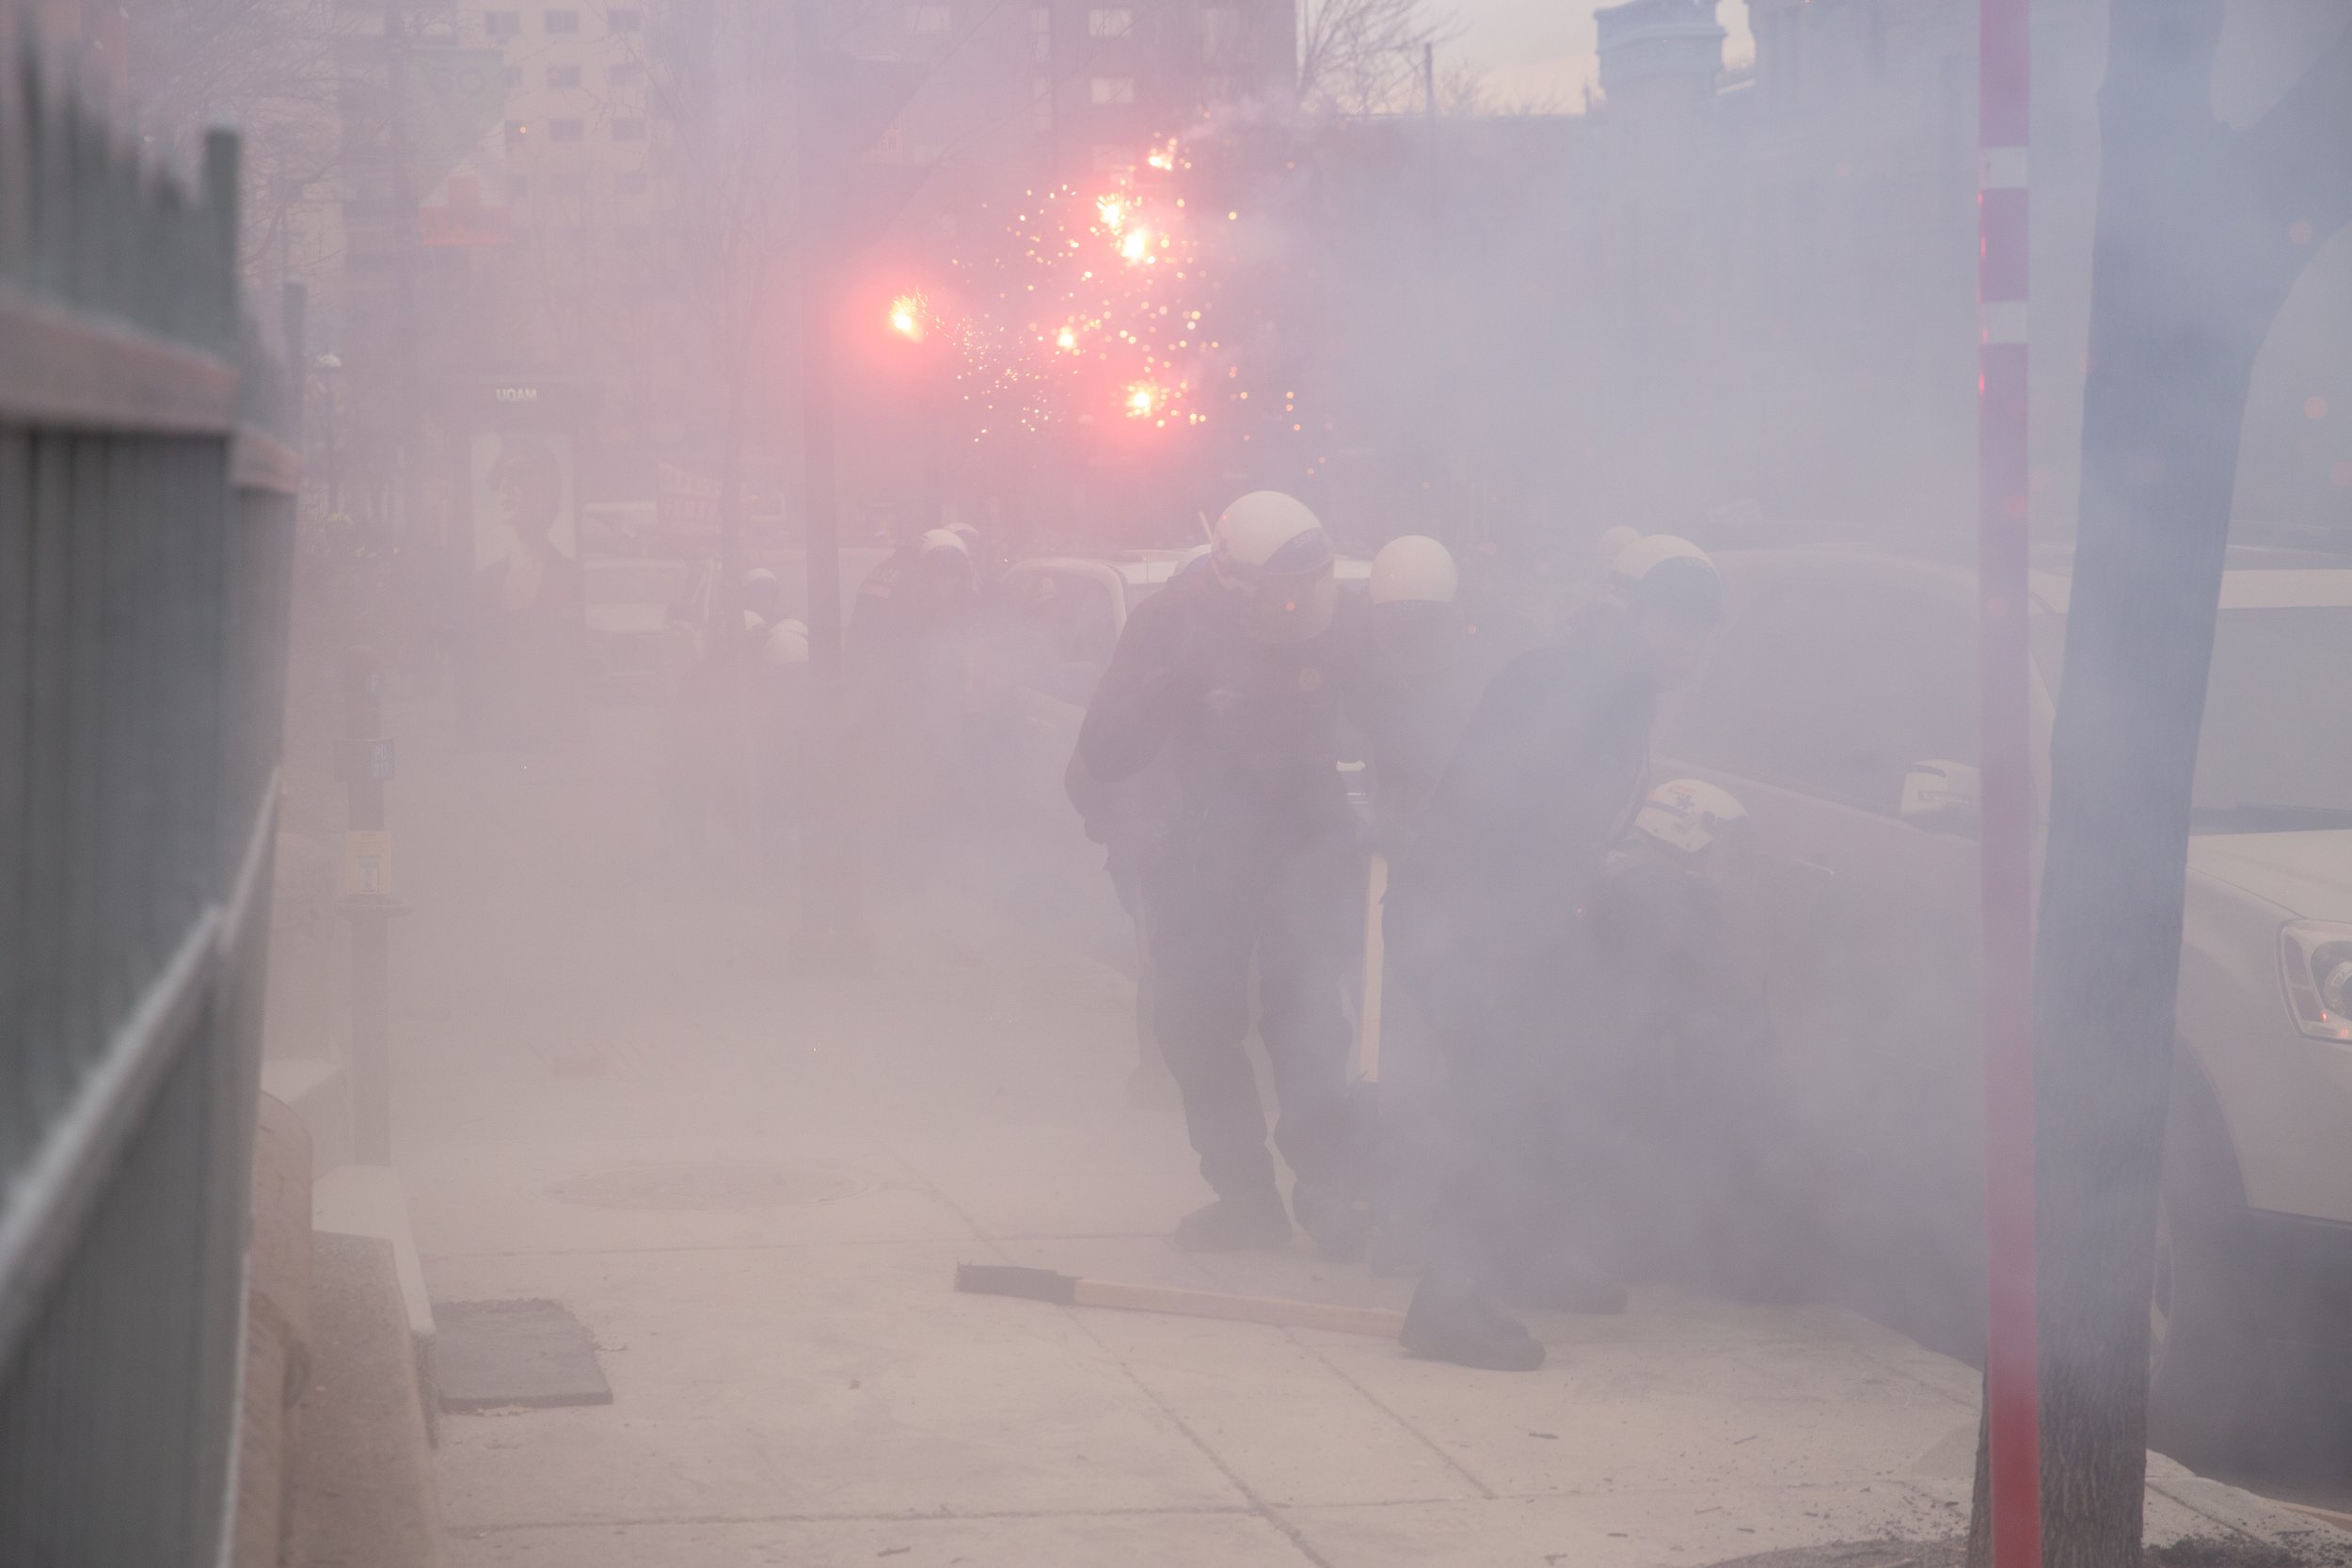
left=1981, top=6, right=2352, bottom=1566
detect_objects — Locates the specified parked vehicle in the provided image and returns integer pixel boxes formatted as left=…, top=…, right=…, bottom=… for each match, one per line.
left=1651, top=546, right=2352, bottom=1452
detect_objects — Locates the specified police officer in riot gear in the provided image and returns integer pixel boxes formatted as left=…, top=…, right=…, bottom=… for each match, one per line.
left=1076, top=493, right=1371, bottom=1256
left=1387, top=534, right=1724, bottom=1370
left=1065, top=547, right=1211, bottom=1110
left=1355, top=534, right=1530, bottom=1273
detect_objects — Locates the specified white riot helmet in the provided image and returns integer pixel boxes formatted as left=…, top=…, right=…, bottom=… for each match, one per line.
left=1596, top=526, right=1641, bottom=567
left=918, top=528, right=977, bottom=592
left=763, top=618, right=809, bottom=668
left=1607, top=533, right=1724, bottom=626
left=1632, top=778, right=1748, bottom=859
left=742, top=566, right=780, bottom=620
left=944, top=520, right=984, bottom=572
left=1209, top=491, right=1337, bottom=642
left=1368, top=535, right=1457, bottom=610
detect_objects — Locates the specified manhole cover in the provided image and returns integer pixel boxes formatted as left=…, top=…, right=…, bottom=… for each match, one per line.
left=547, top=1160, right=871, bottom=1212
left=436, top=1298, right=612, bottom=1411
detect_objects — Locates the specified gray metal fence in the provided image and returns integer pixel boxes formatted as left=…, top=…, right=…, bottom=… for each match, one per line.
left=0, top=40, right=300, bottom=1565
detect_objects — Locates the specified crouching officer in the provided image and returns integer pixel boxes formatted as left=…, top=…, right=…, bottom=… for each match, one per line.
left=1076, top=493, right=1371, bottom=1257
left=1354, top=535, right=1527, bottom=1272
left=1386, top=534, right=1724, bottom=1370
left=1593, top=779, right=1817, bottom=1299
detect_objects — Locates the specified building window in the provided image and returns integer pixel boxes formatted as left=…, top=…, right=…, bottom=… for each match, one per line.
left=1031, top=7, right=1050, bottom=62
left=1201, top=6, right=1239, bottom=62
left=546, top=8, right=580, bottom=32
left=551, top=168, right=587, bottom=194
left=550, top=118, right=585, bottom=141
left=1090, top=75, right=1135, bottom=104
left=609, top=7, right=643, bottom=29
left=485, top=9, right=521, bottom=39
left=612, top=117, right=646, bottom=140
left=610, top=63, right=644, bottom=85
left=906, top=5, right=951, bottom=32
left=1088, top=7, right=1132, bottom=35
left=616, top=167, right=649, bottom=193
left=547, top=63, right=581, bottom=87
left=1032, top=75, right=1053, bottom=130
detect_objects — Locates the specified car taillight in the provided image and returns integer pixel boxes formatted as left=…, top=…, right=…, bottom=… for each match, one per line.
left=2280, top=922, right=2352, bottom=1042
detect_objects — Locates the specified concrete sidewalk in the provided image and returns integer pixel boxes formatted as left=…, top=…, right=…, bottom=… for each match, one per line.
left=382, top=699, right=2344, bottom=1568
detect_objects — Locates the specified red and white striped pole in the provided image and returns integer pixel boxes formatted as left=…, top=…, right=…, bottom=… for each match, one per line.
left=1977, top=1, right=2041, bottom=1566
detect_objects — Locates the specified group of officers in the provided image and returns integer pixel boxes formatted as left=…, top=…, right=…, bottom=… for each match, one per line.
left=830, top=493, right=1782, bottom=1370
left=1062, top=491, right=1746, bottom=1372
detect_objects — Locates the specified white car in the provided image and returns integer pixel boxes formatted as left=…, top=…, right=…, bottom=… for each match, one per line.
left=1651, top=546, right=2352, bottom=1449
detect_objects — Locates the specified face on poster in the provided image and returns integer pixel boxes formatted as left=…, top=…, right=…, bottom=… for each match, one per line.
left=472, top=432, right=578, bottom=570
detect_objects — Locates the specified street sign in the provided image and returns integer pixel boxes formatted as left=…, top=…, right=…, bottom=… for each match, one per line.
left=344, top=830, right=391, bottom=896
left=658, top=461, right=723, bottom=544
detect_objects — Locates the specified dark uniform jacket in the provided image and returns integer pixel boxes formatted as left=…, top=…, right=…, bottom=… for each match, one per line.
left=1385, top=602, right=1661, bottom=1043
left=1076, top=567, right=1368, bottom=879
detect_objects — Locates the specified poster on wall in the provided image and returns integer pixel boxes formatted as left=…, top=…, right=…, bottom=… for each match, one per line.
left=470, top=431, right=578, bottom=612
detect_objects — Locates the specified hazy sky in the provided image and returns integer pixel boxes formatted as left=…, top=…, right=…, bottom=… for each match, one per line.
left=1454, top=0, right=1754, bottom=109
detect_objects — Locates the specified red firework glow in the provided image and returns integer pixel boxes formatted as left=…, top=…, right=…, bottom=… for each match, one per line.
left=946, top=152, right=1230, bottom=444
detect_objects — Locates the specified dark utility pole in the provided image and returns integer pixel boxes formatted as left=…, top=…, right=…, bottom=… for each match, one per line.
left=786, top=8, right=929, bottom=962
left=791, top=0, right=861, bottom=964
left=383, top=3, right=427, bottom=558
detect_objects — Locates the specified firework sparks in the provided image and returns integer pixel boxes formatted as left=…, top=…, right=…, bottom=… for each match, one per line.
left=889, top=293, right=927, bottom=342
left=943, top=138, right=1279, bottom=442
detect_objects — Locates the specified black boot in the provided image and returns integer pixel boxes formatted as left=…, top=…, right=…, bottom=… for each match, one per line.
left=1172, top=1189, right=1293, bottom=1251
left=1400, top=1281, right=1547, bottom=1370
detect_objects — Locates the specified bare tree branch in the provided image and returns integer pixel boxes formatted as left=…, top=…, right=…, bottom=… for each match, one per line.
left=1295, top=0, right=1459, bottom=117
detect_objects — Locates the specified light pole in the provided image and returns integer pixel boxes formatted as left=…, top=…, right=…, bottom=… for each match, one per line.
left=1976, top=1, right=2039, bottom=1565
